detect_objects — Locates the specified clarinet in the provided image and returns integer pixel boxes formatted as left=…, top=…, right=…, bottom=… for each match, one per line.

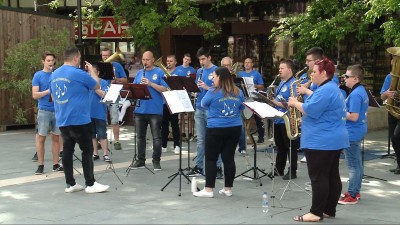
left=137, top=65, right=146, bottom=108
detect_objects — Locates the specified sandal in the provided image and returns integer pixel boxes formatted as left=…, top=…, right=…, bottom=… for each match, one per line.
left=293, top=212, right=322, bottom=222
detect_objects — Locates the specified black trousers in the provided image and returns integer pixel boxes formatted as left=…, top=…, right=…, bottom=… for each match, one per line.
left=304, top=149, right=342, bottom=218
left=60, top=123, right=95, bottom=187
left=205, top=126, right=241, bottom=188
left=273, top=123, right=299, bottom=174
left=161, top=104, right=180, bottom=148
left=388, top=113, right=400, bottom=166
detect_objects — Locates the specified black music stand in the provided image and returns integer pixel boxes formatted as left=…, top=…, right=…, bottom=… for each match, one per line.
left=160, top=88, right=195, bottom=196
left=123, top=83, right=155, bottom=176
left=92, top=62, right=114, bottom=80
left=163, top=76, right=200, bottom=173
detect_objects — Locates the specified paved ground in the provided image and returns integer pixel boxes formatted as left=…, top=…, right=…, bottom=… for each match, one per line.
left=0, top=126, right=399, bottom=224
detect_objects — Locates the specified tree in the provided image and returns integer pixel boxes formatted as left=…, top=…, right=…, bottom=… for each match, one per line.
left=0, top=28, right=71, bottom=124
left=49, top=0, right=249, bottom=53
left=270, top=0, right=400, bottom=60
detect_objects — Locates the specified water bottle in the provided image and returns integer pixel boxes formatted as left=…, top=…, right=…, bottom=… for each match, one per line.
left=191, top=177, right=197, bottom=193
left=262, top=192, right=269, bottom=213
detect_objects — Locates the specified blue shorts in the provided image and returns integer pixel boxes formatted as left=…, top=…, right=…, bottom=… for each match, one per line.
left=91, top=118, right=107, bottom=139
left=37, top=109, right=60, bottom=136
left=108, top=103, right=119, bottom=125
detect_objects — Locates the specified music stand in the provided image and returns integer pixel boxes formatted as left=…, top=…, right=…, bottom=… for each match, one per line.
left=92, top=62, right=114, bottom=80
left=362, top=138, right=387, bottom=182
left=122, top=83, right=155, bottom=176
left=163, top=76, right=200, bottom=173
left=160, top=89, right=195, bottom=196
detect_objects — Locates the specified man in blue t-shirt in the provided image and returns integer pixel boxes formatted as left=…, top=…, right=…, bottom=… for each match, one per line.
left=129, top=51, right=168, bottom=171
left=32, top=51, right=63, bottom=175
left=186, top=47, right=220, bottom=178
left=101, top=48, right=127, bottom=150
left=89, top=64, right=111, bottom=162
left=381, top=58, right=400, bottom=174
left=238, top=57, right=265, bottom=144
left=161, top=54, right=181, bottom=154
left=338, top=64, right=369, bottom=205
left=269, top=59, right=300, bottom=180
left=175, top=53, right=196, bottom=142
left=50, top=46, right=109, bottom=194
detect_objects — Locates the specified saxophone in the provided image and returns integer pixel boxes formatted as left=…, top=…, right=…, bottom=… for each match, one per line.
left=281, top=78, right=302, bottom=140
left=386, top=47, right=400, bottom=119
left=294, top=66, right=309, bottom=103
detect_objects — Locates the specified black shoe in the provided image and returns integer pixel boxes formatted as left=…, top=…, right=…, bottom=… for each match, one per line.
left=257, top=138, right=264, bottom=144
left=187, top=165, right=203, bottom=177
left=59, top=151, right=63, bottom=159
left=394, top=168, right=400, bottom=175
left=152, top=160, right=162, bottom=171
left=216, top=167, right=223, bottom=179
left=267, top=171, right=283, bottom=178
left=282, top=172, right=297, bottom=180
left=52, top=164, right=64, bottom=172
left=93, top=155, right=100, bottom=160
left=390, top=167, right=400, bottom=172
left=129, top=160, right=146, bottom=169
left=35, top=165, right=44, bottom=175
left=32, top=152, right=38, bottom=162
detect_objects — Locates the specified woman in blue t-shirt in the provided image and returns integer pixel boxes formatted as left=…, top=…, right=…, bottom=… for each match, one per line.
left=193, top=67, right=245, bottom=198
left=288, top=58, right=349, bottom=222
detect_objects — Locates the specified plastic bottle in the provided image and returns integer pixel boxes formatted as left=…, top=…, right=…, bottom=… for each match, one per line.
left=262, top=192, right=269, bottom=213
left=191, top=177, right=197, bottom=193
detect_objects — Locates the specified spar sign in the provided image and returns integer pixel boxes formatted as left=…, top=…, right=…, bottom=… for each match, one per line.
left=77, top=17, right=131, bottom=39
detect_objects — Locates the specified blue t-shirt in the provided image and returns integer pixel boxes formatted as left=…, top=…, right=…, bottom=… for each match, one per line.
left=32, top=70, right=54, bottom=111
left=238, top=70, right=264, bottom=86
left=201, top=88, right=245, bottom=128
left=50, top=65, right=98, bottom=127
left=133, top=67, right=169, bottom=115
left=106, top=62, right=127, bottom=85
left=195, top=65, right=217, bottom=110
left=346, top=84, right=369, bottom=142
left=274, top=76, right=297, bottom=124
left=301, top=81, right=349, bottom=150
left=90, top=79, right=109, bottom=121
left=175, top=65, right=196, bottom=77
left=168, top=68, right=183, bottom=77
left=380, top=74, right=391, bottom=94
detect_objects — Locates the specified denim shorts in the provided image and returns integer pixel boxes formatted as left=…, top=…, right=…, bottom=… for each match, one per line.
left=37, top=109, right=61, bottom=136
left=107, top=103, right=119, bottom=125
left=91, top=118, right=107, bottom=139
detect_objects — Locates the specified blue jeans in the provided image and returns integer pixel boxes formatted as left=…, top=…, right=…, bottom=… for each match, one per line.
left=135, top=114, right=162, bottom=161
left=344, top=141, right=363, bottom=197
left=194, top=109, right=222, bottom=169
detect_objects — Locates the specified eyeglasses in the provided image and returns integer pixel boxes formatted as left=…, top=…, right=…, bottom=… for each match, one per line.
left=343, top=74, right=355, bottom=79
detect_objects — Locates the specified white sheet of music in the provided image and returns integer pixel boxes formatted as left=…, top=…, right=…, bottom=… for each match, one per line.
left=242, top=77, right=256, bottom=97
left=102, top=84, right=123, bottom=103
left=162, top=90, right=195, bottom=114
left=243, top=101, right=284, bottom=119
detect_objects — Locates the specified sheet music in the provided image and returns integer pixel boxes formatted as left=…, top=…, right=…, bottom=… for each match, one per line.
left=242, top=77, right=256, bottom=97
left=243, top=101, right=285, bottom=119
left=162, top=90, right=195, bottom=114
left=102, top=84, right=123, bottom=103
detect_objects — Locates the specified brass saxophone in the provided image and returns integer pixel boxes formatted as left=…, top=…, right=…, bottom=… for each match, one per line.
left=281, top=78, right=302, bottom=140
left=295, top=66, right=309, bottom=103
left=386, top=47, right=400, bottom=119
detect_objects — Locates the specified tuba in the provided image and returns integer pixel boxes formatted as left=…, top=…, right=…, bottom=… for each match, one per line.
left=154, top=57, right=172, bottom=77
left=386, top=47, right=400, bottom=119
left=104, top=47, right=125, bottom=63
left=230, top=62, right=239, bottom=77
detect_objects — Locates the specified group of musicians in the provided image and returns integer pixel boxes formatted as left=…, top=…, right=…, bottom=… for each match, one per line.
left=32, top=44, right=400, bottom=222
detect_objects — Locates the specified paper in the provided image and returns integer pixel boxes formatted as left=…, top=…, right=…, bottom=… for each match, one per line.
left=243, top=101, right=285, bottom=119
left=102, top=84, right=123, bottom=103
left=162, top=90, right=195, bottom=114
left=243, top=77, right=256, bottom=97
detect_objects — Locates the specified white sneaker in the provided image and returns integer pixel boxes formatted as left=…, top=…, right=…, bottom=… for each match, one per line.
left=193, top=188, right=214, bottom=198
left=162, top=147, right=167, bottom=153
left=300, top=156, right=307, bottom=163
left=65, top=183, right=84, bottom=193
left=174, top=146, right=180, bottom=155
left=85, top=182, right=110, bottom=194
left=218, top=188, right=233, bottom=197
